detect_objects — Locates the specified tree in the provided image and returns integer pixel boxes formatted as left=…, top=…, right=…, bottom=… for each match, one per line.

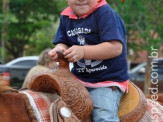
left=1, top=0, right=9, bottom=61
left=24, top=20, right=59, bottom=56
left=0, top=0, right=60, bottom=61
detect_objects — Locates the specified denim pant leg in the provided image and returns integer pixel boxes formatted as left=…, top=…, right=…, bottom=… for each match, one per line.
left=87, top=87, right=123, bottom=122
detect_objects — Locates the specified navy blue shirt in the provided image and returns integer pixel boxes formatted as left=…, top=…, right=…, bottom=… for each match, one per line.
left=54, top=4, right=129, bottom=83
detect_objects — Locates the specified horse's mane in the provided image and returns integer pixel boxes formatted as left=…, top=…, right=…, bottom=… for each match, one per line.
left=0, top=85, right=18, bottom=93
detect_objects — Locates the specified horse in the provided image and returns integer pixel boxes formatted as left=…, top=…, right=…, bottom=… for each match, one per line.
left=0, top=51, right=163, bottom=122
left=0, top=85, right=37, bottom=122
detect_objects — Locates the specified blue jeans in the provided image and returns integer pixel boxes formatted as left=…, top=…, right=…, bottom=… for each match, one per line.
left=87, top=87, right=123, bottom=122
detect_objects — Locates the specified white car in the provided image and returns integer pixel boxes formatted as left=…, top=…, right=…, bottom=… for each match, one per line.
left=0, top=56, right=38, bottom=89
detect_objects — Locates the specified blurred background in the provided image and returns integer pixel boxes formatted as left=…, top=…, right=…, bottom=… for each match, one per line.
left=0, top=0, right=163, bottom=94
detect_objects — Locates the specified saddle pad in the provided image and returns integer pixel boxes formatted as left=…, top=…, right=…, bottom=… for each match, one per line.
left=20, top=90, right=58, bottom=122
left=140, top=98, right=163, bottom=122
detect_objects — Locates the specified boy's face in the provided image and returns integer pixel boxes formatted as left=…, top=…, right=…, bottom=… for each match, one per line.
left=67, top=0, right=98, bottom=17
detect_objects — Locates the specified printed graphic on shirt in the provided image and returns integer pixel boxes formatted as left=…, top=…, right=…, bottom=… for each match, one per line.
left=77, top=35, right=85, bottom=45
left=67, top=28, right=91, bottom=37
left=67, top=27, right=107, bottom=73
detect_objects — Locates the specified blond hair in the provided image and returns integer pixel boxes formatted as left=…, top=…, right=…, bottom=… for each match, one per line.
left=37, top=48, right=53, bottom=66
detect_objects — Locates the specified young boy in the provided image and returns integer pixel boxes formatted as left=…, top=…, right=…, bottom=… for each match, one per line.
left=48, top=0, right=129, bottom=121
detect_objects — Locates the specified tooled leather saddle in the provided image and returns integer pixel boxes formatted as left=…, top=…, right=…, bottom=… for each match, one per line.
left=28, top=51, right=147, bottom=122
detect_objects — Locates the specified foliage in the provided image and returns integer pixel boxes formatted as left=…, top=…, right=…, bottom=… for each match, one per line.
left=0, top=0, right=60, bottom=61
left=24, top=20, right=59, bottom=56
left=0, top=0, right=163, bottom=61
left=107, top=0, right=163, bottom=53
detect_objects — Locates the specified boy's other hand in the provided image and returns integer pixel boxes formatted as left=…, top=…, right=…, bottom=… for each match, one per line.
left=64, top=45, right=85, bottom=62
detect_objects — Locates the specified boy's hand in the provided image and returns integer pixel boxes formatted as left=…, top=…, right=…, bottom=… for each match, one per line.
left=64, top=45, right=85, bottom=62
left=48, top=47, right=66, bottom=61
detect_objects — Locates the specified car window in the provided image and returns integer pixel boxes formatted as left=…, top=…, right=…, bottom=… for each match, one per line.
left=12, top=60, right=37, bottom=67
left=158, top=65, right=163, bottom=74
left=158, top=68, right=163, bottom=74
left=158, top=60, right=163, bottom=74
left=0, top=59, right=3, bottom=64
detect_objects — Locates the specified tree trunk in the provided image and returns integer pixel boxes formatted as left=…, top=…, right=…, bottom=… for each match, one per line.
left=1, top=0, right=10, bottom=62
left=144, top=51, right=152, bottom=95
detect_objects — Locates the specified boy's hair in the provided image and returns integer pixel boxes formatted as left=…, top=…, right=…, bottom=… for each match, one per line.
left=37, top=48, right=53, bottom=66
